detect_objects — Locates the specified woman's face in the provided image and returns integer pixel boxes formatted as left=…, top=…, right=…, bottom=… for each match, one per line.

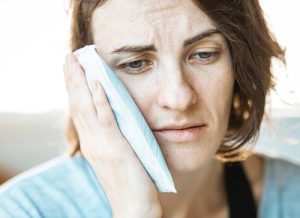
left=91, top=0, right=234, bottom=172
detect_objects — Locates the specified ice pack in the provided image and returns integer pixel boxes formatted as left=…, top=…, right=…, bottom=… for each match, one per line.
left=73, top=45, right=177, bottom=193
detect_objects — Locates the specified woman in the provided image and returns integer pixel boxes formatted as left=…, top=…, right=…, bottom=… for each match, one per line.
left=1, top=0, right=299, bottom=217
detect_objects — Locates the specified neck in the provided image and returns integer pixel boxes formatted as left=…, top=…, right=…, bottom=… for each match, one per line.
left=158, top=158, right=226, bottom=217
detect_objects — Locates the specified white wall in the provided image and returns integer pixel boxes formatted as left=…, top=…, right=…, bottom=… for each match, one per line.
left=0, top=0, right=299, bottom=172
left=0, top=0, right=299, bottom=114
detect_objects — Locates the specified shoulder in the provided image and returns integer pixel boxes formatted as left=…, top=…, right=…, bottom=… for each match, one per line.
left=0, top=155, right=112, bottom=218
left=0, top=155, right=92, bottom=196
left=259, top=156, right=300, bottom=218
left=264, top=156, right=300, bottom=188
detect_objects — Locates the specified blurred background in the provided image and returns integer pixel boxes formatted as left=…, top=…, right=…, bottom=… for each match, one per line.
left=0, top=0, right=299, bottom=184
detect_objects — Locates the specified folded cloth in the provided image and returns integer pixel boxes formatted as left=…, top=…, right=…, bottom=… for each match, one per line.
left=73, top=45, right=176, bottom=193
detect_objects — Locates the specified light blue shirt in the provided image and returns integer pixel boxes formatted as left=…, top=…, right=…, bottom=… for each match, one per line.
left=0, top=155, right=300, bottom=218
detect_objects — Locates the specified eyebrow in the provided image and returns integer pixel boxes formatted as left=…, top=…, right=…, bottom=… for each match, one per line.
left=110, top=29, right=221, bottom=54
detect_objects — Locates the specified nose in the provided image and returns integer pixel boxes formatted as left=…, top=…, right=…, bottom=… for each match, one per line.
left=157, top=62, right=198, bottom=112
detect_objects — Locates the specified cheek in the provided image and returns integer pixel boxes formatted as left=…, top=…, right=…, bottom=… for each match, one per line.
left=212, top=74, right=234, bottom=136
left=117, top=74, right=156, bottom=121
left=215, top=72, right=234, bottom=114
left=197, top=63, right=234, bottom=132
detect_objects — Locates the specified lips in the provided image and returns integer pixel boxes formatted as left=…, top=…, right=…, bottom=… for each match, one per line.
left=153, top=125, right=206, bottom=142
left=153, top=123, right=206, bottom=131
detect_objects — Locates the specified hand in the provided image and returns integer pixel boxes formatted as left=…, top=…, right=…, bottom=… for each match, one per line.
left=63, top=54, right=162, bottom=218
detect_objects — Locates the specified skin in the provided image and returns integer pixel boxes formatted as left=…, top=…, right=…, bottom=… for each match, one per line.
left=64, top=0, right=265, bottom=217
left=92, top=0, right=233, bottom=172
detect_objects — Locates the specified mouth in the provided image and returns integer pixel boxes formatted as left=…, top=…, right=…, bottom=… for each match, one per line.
left=153, top=124, right=207, bottom=142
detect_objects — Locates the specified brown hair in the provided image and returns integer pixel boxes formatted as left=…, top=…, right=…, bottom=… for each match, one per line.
left=65, top=0, right=285, bottom=162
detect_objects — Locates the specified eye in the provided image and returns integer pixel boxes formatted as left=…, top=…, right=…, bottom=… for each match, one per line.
left=189, top=51, right=219, bottom=64
left=128, top=60, right=143, bottom=68
left=119, top=59, right=152, bottom=74
left=197, top=52, right=214, bottom=59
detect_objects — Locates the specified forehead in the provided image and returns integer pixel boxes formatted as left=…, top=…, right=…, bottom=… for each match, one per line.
left=91, top=0, right=216, bottom=50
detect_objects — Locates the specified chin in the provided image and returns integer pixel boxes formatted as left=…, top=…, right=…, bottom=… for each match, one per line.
left=159, top=141, right=218, bottom=173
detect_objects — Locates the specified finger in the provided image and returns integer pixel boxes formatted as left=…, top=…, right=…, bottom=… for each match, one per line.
left=91, top=80, right=116, bottom=127
left=63, top=54, right=99, bottom=131
left=63, top=54, right=130, bottom=156
left=90, top=80, right=126, bottom=145
left=63, top=54, right=125, bottom=149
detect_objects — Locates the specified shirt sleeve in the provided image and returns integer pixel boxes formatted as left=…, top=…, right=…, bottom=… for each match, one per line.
left=0, top=156, right=113, bottom=218
left=0, top=190, right=43, bottom=218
